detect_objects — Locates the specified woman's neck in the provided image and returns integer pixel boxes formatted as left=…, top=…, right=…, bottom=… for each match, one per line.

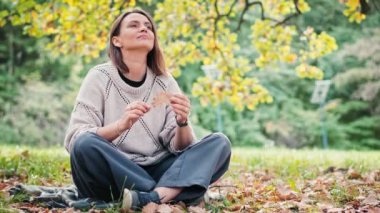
left=121, top=50, right=148, bottom=81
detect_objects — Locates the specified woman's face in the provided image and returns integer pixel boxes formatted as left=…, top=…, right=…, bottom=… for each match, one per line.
left=113, top=13, right=155, bottom=52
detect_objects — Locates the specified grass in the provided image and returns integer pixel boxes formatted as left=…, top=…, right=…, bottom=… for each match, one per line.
left=231, top=147, right=380, bottom=177
left=0, top=145, right=70, bottom=185
left=1, top=145, right=379, bottom=212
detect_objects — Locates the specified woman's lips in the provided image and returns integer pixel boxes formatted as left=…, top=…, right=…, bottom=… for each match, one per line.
left=137, top=35, right=149, bottom=39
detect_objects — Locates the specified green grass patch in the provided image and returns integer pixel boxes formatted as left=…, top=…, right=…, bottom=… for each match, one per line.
left=0, top=145, right=70, bottom=185
left=231, top=147, right=380, bottom=177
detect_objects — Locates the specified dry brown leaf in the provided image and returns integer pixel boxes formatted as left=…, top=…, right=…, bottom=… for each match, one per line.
left=0, top=182, right=8, bottom=190
left=326, top=207, right=344, bottom=213
left=348, top=170, right=362, bottom=179
left=366, top=170, right=380, bottom=183
left=142, top=202, right=159, bottom=213
left=156, top=204, right=173, bottom=213
left=276, top=185, right=298, bottom=201
left=374, top=171, right=380, bottom=181
left=21, top=150, right=29, bottom=159
left=362, top=193, right=380, bottom=206
left=171, top=204, right=185, bottom=213
left=89, top=209, right=106, bottom=213
left=346, top=200, right=360, bottom=209
left=361, top=206, right=380, bottom=213
left=226, top=204, right=241, bottom=211
left=151, top=92, right=173, bottom=107
left=188, top=206, right=207, bottom=213
left=62, top=208, right=78, bottom=213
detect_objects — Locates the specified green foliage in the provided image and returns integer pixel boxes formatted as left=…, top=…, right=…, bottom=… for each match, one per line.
left=0, top=80, right=73, bottom=146
left=0, top=10, right=83, bottom=146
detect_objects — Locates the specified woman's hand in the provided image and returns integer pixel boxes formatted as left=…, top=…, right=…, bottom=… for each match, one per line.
left=170, top=94, right=191, bottom=125
left=118, top=101, right=151, bottom=131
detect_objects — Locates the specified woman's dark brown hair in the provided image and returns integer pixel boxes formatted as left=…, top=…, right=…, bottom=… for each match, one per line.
left=108, top=9, right=167, bottom=76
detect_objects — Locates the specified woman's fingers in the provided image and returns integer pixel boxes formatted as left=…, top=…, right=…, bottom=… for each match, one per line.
left=120, top=101, right=152, bottom=129
left=130, top=109, right=145, bottom=117
left=170, top=95, right=190, bottom=108
left=170, top=94, right=191, bottom=123
left=125, top=101, right=151, bottom=113
left=171, top=103, right=190, bottom=115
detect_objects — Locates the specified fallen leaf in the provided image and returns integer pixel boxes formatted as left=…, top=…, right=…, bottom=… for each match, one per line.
left=156, top=204, right=172, bottom=213
left=361, top=206, right=380, bottom=213
left=62, top=208, right=77, bottom=213
left=152, top=92, right=173, bottom=107
left=188, top=206, right=207, bottom=213
left=366, top=170, right=380, bottom=183
left=326, top=207, right=344, bottom=213
left=142, top=202, right=159, bottom=213
left=21, top=150, right=29, bottom=159
left=171, top=204, right=185, bottom=213
left=276, top=185, right=298, bottom=201
left=226, top=204, right=242, bottom=211
left=347, top=200, right=360, bottom=209
left=362, top=193, right=379, bottom=206
left=0, top=182, right=8, bottom=190
left=348, top=170, right=362, bottom=179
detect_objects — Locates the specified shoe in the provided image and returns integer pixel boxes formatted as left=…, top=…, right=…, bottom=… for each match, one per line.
left=122, top=188, right=134, bottom=210
left=184, top=192, right=210, bottom=206
left=122, top=188, right=161, bottom=210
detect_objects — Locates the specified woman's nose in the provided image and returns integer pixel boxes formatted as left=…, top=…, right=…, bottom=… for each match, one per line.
left=140, top=25, right=148, bottom=32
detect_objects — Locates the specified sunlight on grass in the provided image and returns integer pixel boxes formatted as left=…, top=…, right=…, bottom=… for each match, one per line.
left=1, top=146, right=379, bottom=183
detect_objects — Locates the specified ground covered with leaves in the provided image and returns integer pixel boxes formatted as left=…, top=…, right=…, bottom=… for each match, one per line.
left=0, top=146, right=379, bottom=212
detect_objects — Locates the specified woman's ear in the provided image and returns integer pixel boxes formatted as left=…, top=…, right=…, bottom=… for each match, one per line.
left=112, top=36, right=122, bottom=48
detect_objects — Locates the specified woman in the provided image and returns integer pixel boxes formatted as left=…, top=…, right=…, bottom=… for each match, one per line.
left=64, top=8, right=231, bottom=210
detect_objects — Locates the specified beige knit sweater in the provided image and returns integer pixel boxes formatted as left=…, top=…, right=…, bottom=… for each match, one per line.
left=64, top=62, right=191, bottom=165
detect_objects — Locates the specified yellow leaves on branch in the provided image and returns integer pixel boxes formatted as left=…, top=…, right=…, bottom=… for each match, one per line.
left=192, top=56, right=273, bottom=111
left=303, top=30, right=338, bottom=60
left=2, top=0, right=137, bottom=61
left=0, top=0, right=360, bottom=111
left=252, top=20, right=297, bottom=67
left=252, top=22, right=337, bottom=80
left=262, top=0, right=310, bottom=19
left=341, top=0, right=366, bottom=23
left=296, top=64, right=324, bottom=80
left=192, top=75, right=273, bottom=112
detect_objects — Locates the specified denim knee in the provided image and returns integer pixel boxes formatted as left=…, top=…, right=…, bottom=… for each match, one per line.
left=71, top=132, right=101, bottom=159
left=211, top=132, right=232, bottom=155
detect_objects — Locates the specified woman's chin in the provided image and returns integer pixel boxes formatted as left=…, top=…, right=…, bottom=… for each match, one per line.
left=126, top=45, right=154, bottom=52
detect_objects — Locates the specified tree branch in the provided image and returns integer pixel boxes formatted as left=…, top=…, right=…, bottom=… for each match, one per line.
left=274, top=0, right=302, bottom=27
left=360, top=0, right=370, bottom=14
left=236, top=0, right=264, bottom=31
left=373, top=1, right=379, bottom=11
left=213, top=0, right=239, bottom=39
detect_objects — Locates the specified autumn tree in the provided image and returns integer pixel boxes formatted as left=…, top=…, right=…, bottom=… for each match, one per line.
left=0, top=0, right=373, bottom=111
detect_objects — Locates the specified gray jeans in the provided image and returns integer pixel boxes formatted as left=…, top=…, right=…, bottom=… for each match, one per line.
left=70, top=132, right=231, bottom=203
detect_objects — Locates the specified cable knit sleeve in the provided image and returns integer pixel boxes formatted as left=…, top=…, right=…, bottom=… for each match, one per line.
left=158, top=76, right=195, bottom=154
left=64, top=69, right=105, bottom=152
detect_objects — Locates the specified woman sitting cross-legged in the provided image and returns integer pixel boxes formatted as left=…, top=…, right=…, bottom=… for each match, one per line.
left=64, top=8, right=231, bottom=211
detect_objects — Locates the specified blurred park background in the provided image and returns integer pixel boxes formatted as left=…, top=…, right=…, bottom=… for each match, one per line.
left=0, top=0, right=379, bottom=150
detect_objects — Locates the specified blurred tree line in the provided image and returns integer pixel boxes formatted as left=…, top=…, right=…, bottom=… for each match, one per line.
left=0, top=0, right=379, bottom=149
